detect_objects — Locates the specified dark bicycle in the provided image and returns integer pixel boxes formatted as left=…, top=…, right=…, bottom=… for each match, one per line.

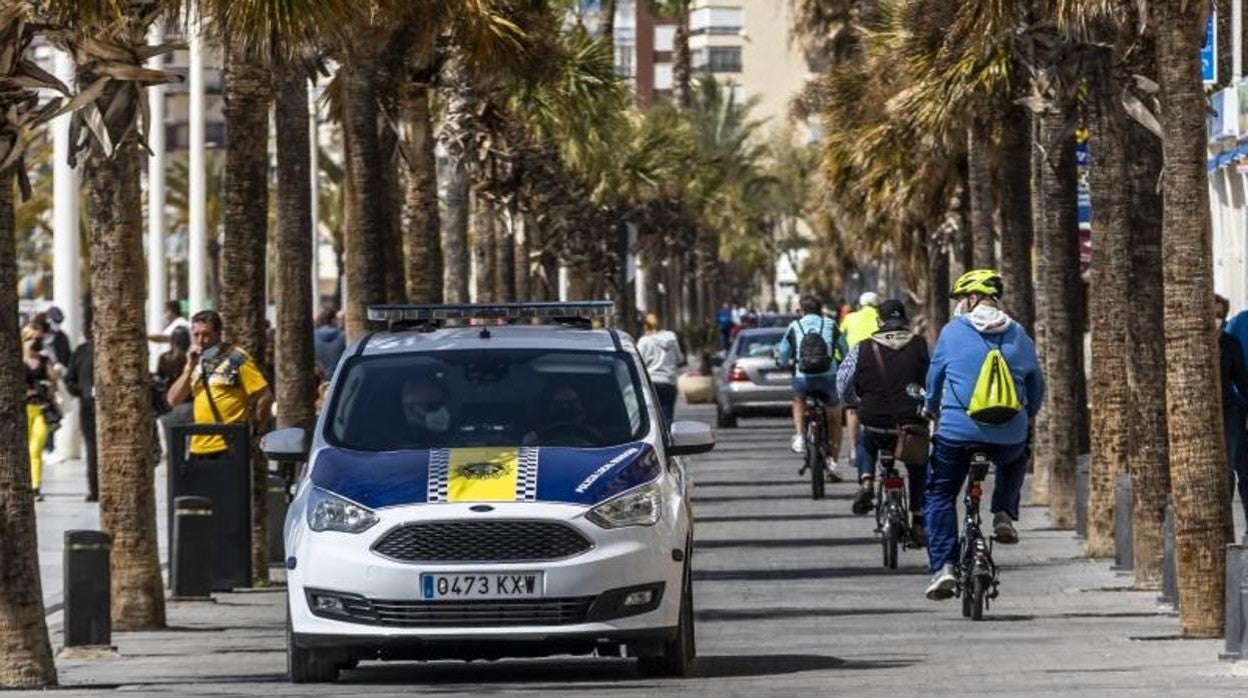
left=866, top=427, right=912, bottom=569
left=956, top=451, right=1000, bottom=620
left=799, top=393, right=830, bottom=500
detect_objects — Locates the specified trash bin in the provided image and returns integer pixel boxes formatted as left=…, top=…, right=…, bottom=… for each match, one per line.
left=167, top=424, right=252, bottom=591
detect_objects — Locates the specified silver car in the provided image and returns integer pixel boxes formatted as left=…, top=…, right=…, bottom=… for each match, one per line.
left=712, top=328, right=792, bottom=428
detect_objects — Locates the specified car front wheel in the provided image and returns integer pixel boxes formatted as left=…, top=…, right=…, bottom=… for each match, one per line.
left=287, top=600, right=341, bottom=684
left=637, top=549, right=696, bottom=677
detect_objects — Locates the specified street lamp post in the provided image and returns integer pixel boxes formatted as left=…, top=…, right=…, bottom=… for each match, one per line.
left=51, top=48, right=81, bottom=460
left=188, top=21, right=207, bottom=313
left=147, top=23, right=167, bottom=333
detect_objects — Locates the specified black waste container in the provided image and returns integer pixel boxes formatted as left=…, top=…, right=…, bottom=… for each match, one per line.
left=167, top=424, right=252, bottom=590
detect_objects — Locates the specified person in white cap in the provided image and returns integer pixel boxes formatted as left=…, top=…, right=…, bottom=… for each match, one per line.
left=839, top=291, right=882, bottom=470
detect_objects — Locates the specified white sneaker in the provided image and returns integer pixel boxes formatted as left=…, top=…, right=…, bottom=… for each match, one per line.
left=790, top=434, right=805, bottom=454
left=825, top=457, right=843, bottom=483
left=925, top=564, right=956, bottom=601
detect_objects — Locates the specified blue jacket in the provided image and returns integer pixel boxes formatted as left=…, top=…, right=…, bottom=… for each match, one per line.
left=777, top=314, right=838, bottom=378
left=925, top=313, right=1044, bottom=445
left=1225, top=310, right=1248, bottom=406
left=314, top=325, right=346, bottom=376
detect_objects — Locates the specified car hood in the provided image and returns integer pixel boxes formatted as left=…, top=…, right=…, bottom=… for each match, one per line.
left=309, top=443, right=661, bottom=510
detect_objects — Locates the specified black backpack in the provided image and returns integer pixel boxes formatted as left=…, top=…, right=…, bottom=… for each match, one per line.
left=795, top=318, right=833, bottom=374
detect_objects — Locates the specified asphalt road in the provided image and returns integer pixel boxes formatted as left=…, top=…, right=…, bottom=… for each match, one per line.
left=39, top=404, right=1247, bottom=694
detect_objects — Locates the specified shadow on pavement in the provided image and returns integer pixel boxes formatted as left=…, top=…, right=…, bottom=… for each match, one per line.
left=695, top=565, right=929, bottom=582
left=696, top=512, right=858, bottom=524
left=694, top=654, right=920, bottom=678
left=696, top=536, right=878, bottom=550
left=692, top=479, right=822, bottom=488
left=696, top=606, right=928, bottom=622
left=693, top=493, right=853, bottom=504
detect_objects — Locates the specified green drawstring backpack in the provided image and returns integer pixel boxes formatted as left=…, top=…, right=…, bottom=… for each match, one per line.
left=967, top=337, right=1022, bottom=425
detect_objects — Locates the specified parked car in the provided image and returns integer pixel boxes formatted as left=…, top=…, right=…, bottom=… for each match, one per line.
left=712, top=327, right=792, bottom=428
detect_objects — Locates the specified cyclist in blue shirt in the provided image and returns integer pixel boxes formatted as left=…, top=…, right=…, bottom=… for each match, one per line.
left=777, top=295, right=843, bottom=478
left=922, top=270, right=1045, bottom=601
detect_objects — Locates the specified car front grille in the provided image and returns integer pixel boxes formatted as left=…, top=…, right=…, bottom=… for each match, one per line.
left=328, top=596, right=595, bottom=627
left=372, top=521, right=594, bottom=563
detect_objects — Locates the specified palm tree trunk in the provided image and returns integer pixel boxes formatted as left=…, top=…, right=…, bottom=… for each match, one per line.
left=1085, top=49, right=1131, bottom=558
left=1157, top=5, right=1230, bottom=636
left=1030, top=114, right=1052, bottom=506
left=220, top=39, right=272, bottom=584
left=1126, top=104, right=1170, bottom=589
left=926, top=226, right=949, bottom=345
left=402, top=79, right=443, bottom=303
left=951, top=161, right=973, bottom=279
left=514, top=211, right=531, bottom=301
left=598, top=0, right=617, bottom=45
left=273, top=58, right=316, bottom=433
left=341, top=55, right=387, bottom=339
left=967, top=123, right=996, bottom=269
left=441, top=151, right=471, bottom=303
left=377, top=124, right=406, bottom=304
left=494, top=208, right=516, bottom=302
left=473, top=194, right=497, bottom=302
left=0, top=171, right=56, bottom=688
left=999, top=107, right=1035, bottom=333
left=84, top=132, right=165, bottom=629
left=674, top=2, right=692, bottom=110
left=1036, top=103, right=1083, bottom=529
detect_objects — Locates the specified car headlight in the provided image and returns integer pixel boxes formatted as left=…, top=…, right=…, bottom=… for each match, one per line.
left=586, top=481, right=662, bottom=529
left=307, top=487, right=379, bottom=534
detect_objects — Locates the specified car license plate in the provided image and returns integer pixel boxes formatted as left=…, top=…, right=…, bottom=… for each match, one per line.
left=420, top=572, right=543, bottom=600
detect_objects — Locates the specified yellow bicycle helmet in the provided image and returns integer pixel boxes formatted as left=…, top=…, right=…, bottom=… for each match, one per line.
left=950, top=269, right=1004, bottom=299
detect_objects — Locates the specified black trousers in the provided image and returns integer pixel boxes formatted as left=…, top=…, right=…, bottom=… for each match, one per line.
left=81, top=402, right=97, bottom=498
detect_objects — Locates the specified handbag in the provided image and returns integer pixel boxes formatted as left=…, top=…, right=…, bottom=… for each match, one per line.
left=870, top=341, right=931, bottom=464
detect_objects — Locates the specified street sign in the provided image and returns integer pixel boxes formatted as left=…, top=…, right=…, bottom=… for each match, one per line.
left=1203, top=9, right=1217, bottom=85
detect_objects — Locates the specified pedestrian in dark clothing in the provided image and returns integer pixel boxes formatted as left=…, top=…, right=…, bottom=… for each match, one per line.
left=313, top=309, right=346, bottom=376
left=45, top=306, right=72, bottom=367
left=1216, top=295, right=1248, bottom=531
left=65, top=325, right=97, bottom=502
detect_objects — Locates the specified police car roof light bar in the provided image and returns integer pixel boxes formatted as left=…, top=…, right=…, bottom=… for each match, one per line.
left=366, top=302, right=614, bottom=330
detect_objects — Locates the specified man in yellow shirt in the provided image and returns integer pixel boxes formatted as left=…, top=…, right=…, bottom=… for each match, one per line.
left=167, top=310, right=273, bottom=455
left=839, top=292, right=881, bottom=470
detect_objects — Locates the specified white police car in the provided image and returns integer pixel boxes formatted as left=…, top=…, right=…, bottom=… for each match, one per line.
left=261, top=303, right=715, bottom=683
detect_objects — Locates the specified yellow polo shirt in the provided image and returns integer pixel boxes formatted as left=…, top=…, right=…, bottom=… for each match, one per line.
left=188, top=347, right=268, bottom=455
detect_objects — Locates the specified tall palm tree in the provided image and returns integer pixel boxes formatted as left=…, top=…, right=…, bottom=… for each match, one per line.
left=966, top=122, right=995, bottom=269
left=1084, top=43, right=1131, bottom=558
left=1156, top=1, right=1230, bottom=636
left=0, top=3, right=60, bottom=686
left=998, top=104, right=1034, bottom=333
left=51, top=0, right=175, bottom=630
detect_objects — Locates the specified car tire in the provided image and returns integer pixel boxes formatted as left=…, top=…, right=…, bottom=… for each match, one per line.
left=287, top=600, right=340, bottom=684
left=637, top=547, right=696, bottom=678
left=715, top=405, right=738, bottom=429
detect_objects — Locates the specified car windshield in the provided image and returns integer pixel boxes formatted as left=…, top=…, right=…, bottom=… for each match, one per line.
left=735, top=331, right=785, bottom=359
left=326, top=349, right=649, bottom=451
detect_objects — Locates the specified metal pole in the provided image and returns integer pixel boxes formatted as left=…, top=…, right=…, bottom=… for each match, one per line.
left=147, top=23, right=167, bottom=332
left=51, top=49, right=82, bottom=461
left=188, top=20, right=208, bottom=313
left=1234, top=0, right=1243, bottom=79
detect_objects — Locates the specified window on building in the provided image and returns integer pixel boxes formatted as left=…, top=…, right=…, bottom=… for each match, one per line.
left=695, top=47, right=742, bottom=73
left=654, top=25, right=676, bottom=53
left=654, top=63, right=674, bottom=90
left=691, top=6, right=743, bottom=36
left=615, top=42, right=635, bottom=77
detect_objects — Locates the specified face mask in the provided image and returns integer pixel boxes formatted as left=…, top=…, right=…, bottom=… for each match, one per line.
left=953, top=299, right=969, bottom=317
left=423, top=407, right=451, bottom=433
left=201, top=344, right=223, bottom=362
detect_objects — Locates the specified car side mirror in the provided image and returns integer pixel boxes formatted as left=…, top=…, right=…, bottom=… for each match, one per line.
left=669, top=420, right=716, bottom=456
left=261, top=427, right=309, bottom=462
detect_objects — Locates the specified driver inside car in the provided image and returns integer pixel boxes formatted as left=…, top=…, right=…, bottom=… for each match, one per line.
left=400, top=375, right=455, bottom=445
left=523, top=384, right=603, bottom=446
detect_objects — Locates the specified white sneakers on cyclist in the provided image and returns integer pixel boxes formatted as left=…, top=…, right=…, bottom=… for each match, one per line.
left=925, top=564, right=956, bottom=601
left=826, top=457, right=843, bottom=483
left=790, top=434, right=805, bottom=454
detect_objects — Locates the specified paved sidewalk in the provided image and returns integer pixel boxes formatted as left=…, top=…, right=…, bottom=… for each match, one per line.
left=24, top=408, right=1248, bottom=694
left=33, top=456, right=170, bottom=611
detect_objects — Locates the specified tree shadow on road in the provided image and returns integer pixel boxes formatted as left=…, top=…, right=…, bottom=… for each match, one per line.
left=696, top=536, right=879, bottom=550
left=697, top=512, right=859, bottom=524
left=696, top=606, right=929, bottom=622
left=693, top=493, right=853, bottom=504
left=695, top=565, right=929, bottom=582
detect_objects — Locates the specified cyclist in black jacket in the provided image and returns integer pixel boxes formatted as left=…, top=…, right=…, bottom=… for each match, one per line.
left=837, top=300, right=930, bottom=542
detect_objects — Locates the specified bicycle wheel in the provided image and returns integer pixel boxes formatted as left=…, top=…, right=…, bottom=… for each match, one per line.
left=883, top=515, right=899, bottom=569
left=971, top=575, right=988, bottom=621
left=809, top=444, right=825, bottom=500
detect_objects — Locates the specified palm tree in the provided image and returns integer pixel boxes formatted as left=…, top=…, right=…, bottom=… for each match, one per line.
left=966, top=122, right=996, bottom=269
left=0, top=4, right=60, bottom=686
left=1155, top=1, right=1230, bottom=637
left=51, top=0, right=175, bottom=630
left=1083, top=43, right=1131, bottom=558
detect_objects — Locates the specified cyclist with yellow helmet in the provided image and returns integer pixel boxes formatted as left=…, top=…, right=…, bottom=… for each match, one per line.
left=922, top=270, right=1045, bottom=601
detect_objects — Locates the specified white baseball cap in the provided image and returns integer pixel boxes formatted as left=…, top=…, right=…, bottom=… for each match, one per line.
left=858, top=291, right=881, bottom=308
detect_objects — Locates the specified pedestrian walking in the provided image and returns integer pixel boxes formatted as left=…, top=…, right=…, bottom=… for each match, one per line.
left=44, top=306, right=72, bottom=367
left=1216, top=295, right=1248, bottom=534
left=313, top=308, right=346, bottom=377
left=23, top=330, right=62, bottom=501
left=148, top=300, right=190, bottom=343
left=637, top=313, right=685, bottom=426
left=166, top=310, right=273, bottom=457
left=64, top=318, right=97, bottom=502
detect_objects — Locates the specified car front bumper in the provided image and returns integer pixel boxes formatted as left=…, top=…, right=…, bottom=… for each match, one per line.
left=286, top=501, right=687, bottom=652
